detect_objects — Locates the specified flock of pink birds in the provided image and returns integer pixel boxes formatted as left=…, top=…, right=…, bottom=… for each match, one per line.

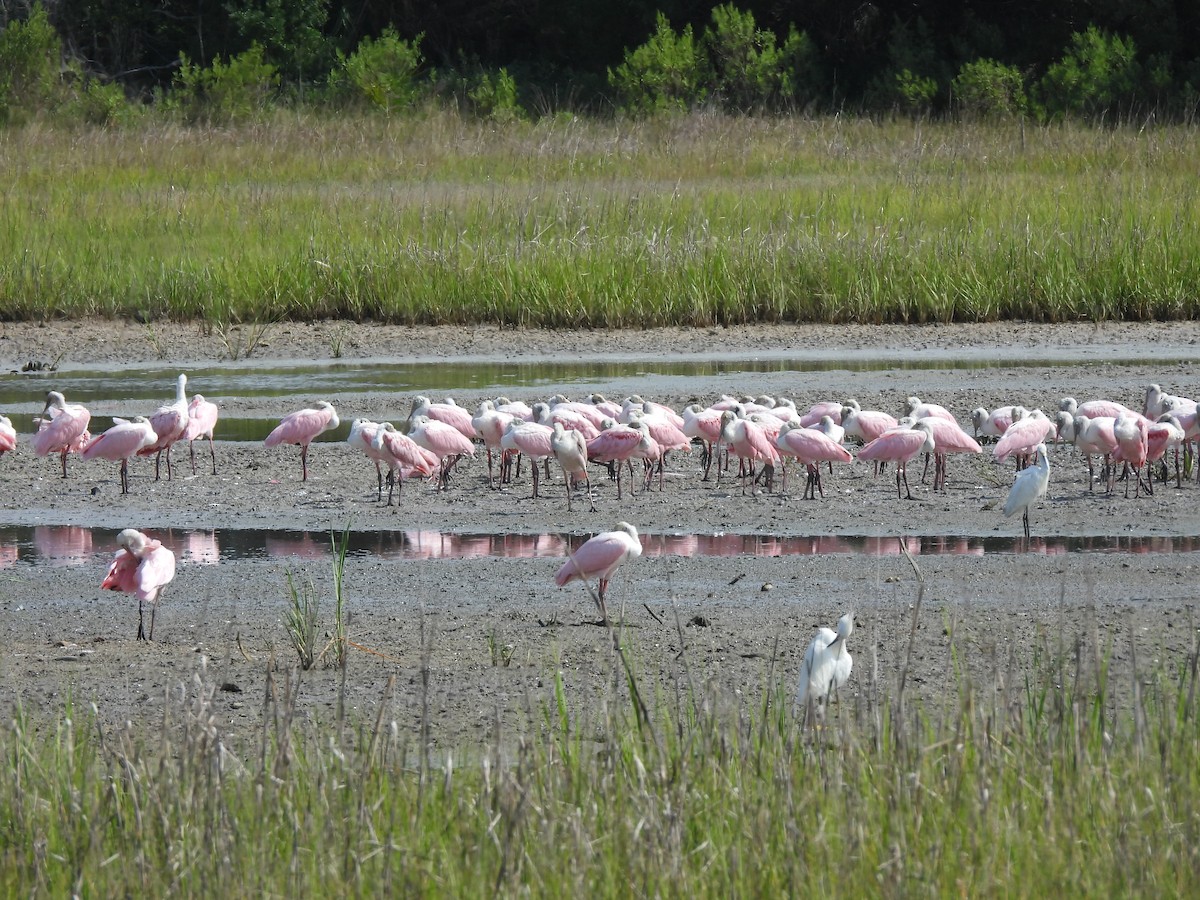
left=6, top=375, right=1193, bottom=644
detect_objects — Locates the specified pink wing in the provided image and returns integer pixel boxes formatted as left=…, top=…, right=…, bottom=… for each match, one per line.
left=101, top=549, right=139, bottom=593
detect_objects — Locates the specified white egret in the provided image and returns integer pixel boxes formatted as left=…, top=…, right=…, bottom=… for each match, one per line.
left=1003, top=442, right=1050, bottom=537
left=797, top=612, right=854, bottom=717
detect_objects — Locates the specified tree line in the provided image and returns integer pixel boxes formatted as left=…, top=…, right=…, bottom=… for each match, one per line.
left=2, top=0, right=1198, bottom=123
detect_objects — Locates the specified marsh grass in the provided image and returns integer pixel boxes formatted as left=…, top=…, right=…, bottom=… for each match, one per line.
left=2, top=112, right=1199, bottom=326
left=2, top=582, right=1198, bottom=896
left=283, top=526, right=349, bottom=670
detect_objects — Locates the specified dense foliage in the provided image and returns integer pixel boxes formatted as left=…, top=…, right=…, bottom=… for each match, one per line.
left=1, top=0, right=1198, bottom=122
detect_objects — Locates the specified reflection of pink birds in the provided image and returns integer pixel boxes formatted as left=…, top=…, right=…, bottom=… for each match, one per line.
left=82, top=416, right=158, bottom=494
left=373, top=423, right=438, bottom=504
left=34, top=525, right=93, bottom=566
left=775, top=420, right=852, bottom=498
left=264, top=401, right=339, bottom=481
left=33, top=390, right=92, bottom=478
left=409, top=414, right=476, bottom=491
left=501, top=420, right=555, bottom=498
left=555, top=522, right=642, bottom=616
left=858, top=420, right=935, bottom=499
left=102, top=528, right=176, bottom=641
left=0, top=415, right=16, bottom=456
left=184, top=393, right=220, bottom=475
left=138, top=373, right=190, bottom=480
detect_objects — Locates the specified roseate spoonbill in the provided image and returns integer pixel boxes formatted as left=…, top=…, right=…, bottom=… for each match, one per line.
left=840, top=405, right=897, bottom=444
left=682, top=403, right=724, bottom=480
left=409, top=396, right=477, bottom=441
left=977, top=406, right=1019, bottom=441
left=183, top=393, right=219, bottom=475
left=373, top=422, right=438, bottom=504
left=1069, top=415, right=1118, bottom=491
left=719, top=410, right=779, bottom=494
left=551, top=422, right=594, bottom=511
left=1144, top=384, right=1194, bottom=420
left=472, top=400, right=515, bottom=488
left=101, top=528, right=176, bottom=641
left=501, top=420, right=554, bottom=499
left=0, top=416, right=16, bottom=456
left=1060, top=397, right=1145, bottom=422
left=1003, top=443, right=1050, bottom=538
left=1113, top=412, right=1151, bottom=498
left=775, top=420, right=852, bottom=498
left=347, top=418, right=385, bottom=499
left=264, top=401, right=339, bottom=481
left=857, top=419, right=935, bottom=500
left=409, top=414, right=476, bottom=491
left=138, top=373, right=189, bottom=480
left=1148, top=414, right=1186, bottom=487
left=799, top=400, right=844, bottom=428
left=555, top=522, right=642, bottom=619
left=993, top=408, right=1055, bottom=467
left=919, top=417, right=982, bottom=491
left=82, top=416, right=158, bottom=494
left=905, top=396, right=956, bottom=422
left=586, top=422, right=643, bottom=500
left=33, top=390, right=91, bottom=478
left=797, top=612, right=854, bottom=717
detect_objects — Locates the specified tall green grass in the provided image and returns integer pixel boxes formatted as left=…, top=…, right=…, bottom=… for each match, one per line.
left=1, top=600, right=1197, bottom=895
left=2, top=111, right=1199, bottom=325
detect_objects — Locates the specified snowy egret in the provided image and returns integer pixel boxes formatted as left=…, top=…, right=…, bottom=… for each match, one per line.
left=1003, top=442, right=1050, bottom=537
left=797, top=611, right=854, bottom=716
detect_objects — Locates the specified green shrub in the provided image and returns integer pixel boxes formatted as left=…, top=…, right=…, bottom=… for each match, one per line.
left=608, top=13, right=708, bottom=114
left=863, top=18, right=946, bottom=116
left=0, top=3, right=64, bottom=124
left=331, top=28, right=424, bottom=114
left=1039, top=27, right=1141, bottom=120
left=952, top=58, right=1027, bottom=119
left=704, top=4, right=788, bottom=112
left=170, top=44, right=279, bottom=123
left=468, top=67, right=524, bottom=122
left=777, top=25, right=825, bottom=110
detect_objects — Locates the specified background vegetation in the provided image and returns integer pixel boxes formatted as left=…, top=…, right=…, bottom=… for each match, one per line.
left=1, top=0, right=1198, bottom=124
left=2, top=112, right=1198, bottom=326
left=2, top=2, right=1198, bottom=328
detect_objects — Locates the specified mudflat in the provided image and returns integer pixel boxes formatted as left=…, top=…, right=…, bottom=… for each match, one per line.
left=0, top=319, right=1195, bottom=754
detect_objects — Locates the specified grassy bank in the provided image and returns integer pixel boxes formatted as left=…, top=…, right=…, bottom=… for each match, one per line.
left=2, top=111, right=1199, bottom=327
left=2, top=606, right=1198, bottom=896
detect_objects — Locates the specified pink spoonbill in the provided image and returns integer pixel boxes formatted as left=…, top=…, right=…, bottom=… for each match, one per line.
left=138, top=373, right=189, bottom=480
left=101, top=527, right=176, bottom=640
left=82, top=416, right=158, bottom=494
left=33, top=390, right=91, bottom=478
left=555, top=522, right=643, bottom=621
left=264, top=401, right=340, bottom=481
left=184, top=393, right=220, bottom=475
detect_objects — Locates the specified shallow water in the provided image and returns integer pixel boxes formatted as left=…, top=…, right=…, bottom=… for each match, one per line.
left=5, top=524, right=1195, bottom=570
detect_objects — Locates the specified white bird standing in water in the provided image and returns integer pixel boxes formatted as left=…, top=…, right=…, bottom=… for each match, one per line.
left=1003, top=442, right=1051, bottom=537
left=797, top=612, right=854, bottom=716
